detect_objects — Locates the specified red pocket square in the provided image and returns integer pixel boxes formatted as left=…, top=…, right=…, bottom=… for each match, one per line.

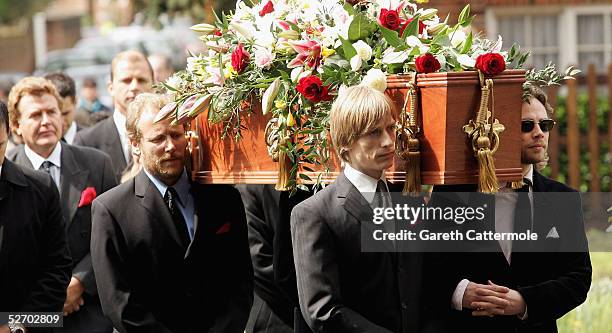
left=78, top=187, right=97, bottom=208
left=216, top=222, right=231, bottom=234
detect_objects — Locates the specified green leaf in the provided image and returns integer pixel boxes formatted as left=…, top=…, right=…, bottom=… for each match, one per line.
left=403, top=14, right=420, bottom=37
left=461, top=31, right=473, bottom=53
left=348, top=12, right=372, bottom=41
left=461, top=15, right=475, bottom=28
left=339, top=36, right=357, bottom=60
left=343, top=2, right=356, bottom=15
left=380, top=26, right=404, bottom=48
left=458, top=5, right=470, bottom=25
left=517, top=52, right=530, bottom=68
left=299, top=173, right=312, bottom=181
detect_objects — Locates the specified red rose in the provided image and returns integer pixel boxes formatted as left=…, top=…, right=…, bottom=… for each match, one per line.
left=78, top=187, right=97, bottom=208
left=231, top=43, right=250, bottom=74
left=399, top=18, right=426, bottom=37
left=415, top=53, right=441, bottom=73
left=296, top=76, right=331, bottom=103
left=379, top=8, right=401, bottom=31
left=475, top=53, right=506, bottom=76
left=213, top=29, right=222, bottom=36
left=259, top=0, right=274, bottom=17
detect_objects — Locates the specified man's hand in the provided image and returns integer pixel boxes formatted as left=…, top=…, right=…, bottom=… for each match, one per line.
left=462, top=281, right=509, bottom=316
left=471, top=280, right=527, bottom=317
left=63, top=277, right=86, bottom=316
left=0, top=325, right=11, bottom=333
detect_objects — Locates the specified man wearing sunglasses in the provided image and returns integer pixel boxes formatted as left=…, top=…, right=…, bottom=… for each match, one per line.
left=428, top=84, right=592, bottom=333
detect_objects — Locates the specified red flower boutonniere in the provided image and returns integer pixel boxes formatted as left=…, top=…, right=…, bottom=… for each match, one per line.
left=216, top=222, right=232, bottom=235
left=78, top=187, right=97, bottom=208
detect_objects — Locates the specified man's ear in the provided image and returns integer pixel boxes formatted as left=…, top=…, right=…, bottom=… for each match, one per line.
left=107, top=80, right=113, bottom=96
left=130, top=140, right=140, bottom=156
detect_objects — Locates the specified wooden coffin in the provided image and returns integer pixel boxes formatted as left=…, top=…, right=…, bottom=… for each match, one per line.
left=189, top=69, right=525, bottom=185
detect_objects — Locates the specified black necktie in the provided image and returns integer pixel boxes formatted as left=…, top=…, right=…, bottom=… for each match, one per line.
left=164, top=187, right=190, bottom=247
left=374, top=180, right=392, bottom=208
left=40, top=160, right=53, bottom=175
left=513, top=178, right=532, bottom=253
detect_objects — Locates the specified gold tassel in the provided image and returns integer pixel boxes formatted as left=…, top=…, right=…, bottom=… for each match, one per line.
left=403, top=137, right=421, bottom=194
left=475, top=136, right=499, bottom=193
left=275, top=135, right=291, bottom=191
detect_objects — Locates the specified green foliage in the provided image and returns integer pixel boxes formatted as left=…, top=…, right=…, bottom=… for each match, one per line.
left=558, top=252, right=612, bottom=333
left=0, top=0, right=51, bottom=24
left=540, top=92, right=610, bottom=192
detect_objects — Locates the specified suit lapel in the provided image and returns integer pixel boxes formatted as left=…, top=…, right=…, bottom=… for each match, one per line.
left=103, top=117, right=127, bottom=171
left=336, top=173, right=373, bottom=223
left=59, top=143, right=89, bottom=225
left=134, top=170, right=187, bottom=251
left=12, top=145, right=34, bottom=169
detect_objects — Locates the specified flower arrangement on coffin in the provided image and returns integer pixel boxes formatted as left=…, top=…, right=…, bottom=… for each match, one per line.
left=161, top=0, right=533, bottom=193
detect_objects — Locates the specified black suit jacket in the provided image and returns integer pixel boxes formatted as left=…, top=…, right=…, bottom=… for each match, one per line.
left=73, top=115, right=127, bottom=180
left=0, top=160, right=72, bottom=320
left=91, top=170, right=253, bottom=333
left=290, top=173, right=423, bottom=333
left=8, top=142, right=117, bottom=332
left=237, top=185, right=313, bottom=333
left=429, top=170, right=592, bottom=333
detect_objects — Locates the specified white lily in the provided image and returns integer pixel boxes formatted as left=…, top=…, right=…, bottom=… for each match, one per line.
left=457, top=54, right=476, bottom=68
left=230, top=20, right=255, bottom=40
left=350, top=55, right=362, bottom=71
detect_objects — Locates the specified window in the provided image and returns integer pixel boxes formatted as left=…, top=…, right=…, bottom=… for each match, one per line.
left=486, top=5, right=612, bottom=73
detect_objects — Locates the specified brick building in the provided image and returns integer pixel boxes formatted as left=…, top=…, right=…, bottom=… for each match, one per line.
left=429, top=0, right=612, bottom=72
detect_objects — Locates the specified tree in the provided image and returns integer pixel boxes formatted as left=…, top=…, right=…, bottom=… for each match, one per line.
left=0, top=0, right=51, bottom=24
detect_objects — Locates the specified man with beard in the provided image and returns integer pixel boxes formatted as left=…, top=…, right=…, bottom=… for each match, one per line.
left=429, top=85, right=591, bottom=333
left=74, top=51, right=153, bottom=180
left=90, top=93, right=253, bottom=333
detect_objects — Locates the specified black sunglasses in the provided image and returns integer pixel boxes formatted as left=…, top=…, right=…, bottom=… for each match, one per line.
left=521, top=119, right=555, bottom=133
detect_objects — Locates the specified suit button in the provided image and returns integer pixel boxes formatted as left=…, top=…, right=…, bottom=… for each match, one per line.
left=401, top=302, right=408, bottom=310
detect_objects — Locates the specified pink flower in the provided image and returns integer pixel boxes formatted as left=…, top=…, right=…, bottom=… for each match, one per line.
left=287, top=40, right=322, bottom=69
left=254, top=48, right=275, bottom=69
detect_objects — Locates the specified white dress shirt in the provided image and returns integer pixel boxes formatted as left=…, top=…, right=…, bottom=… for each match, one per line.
left=63, top=121, right=78, bottom=145
left=24, top=143, right=62, bottom=190
left=143, top=168, right=196, bottom=241
left=113, top=111, right=130, bottom=164
left=343, top=163, right=390, bottom=205
left=451, top=165, right=534, bottom=319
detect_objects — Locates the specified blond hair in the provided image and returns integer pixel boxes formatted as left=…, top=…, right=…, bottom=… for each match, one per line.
left=329, top=85, right=396, bottom=163
left=7, top=77, right=63, bottom=130
left=126, top=93, right=172, bottom=142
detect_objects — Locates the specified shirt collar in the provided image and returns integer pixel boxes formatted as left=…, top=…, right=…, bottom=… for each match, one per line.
left=523, top=164, right=534, bottom=185
left=143, top=168, right=190, bottom=207
left=63, top=121, right=78, bottom=144
left=343, top=163, right=387, bottom=203
left=113, top=110, right=127, bottom=136
left=24, top=142, right=62, bottom=170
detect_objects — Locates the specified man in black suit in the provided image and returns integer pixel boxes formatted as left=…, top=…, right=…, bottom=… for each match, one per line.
left=430, top=84, right=591, bottom=333
left=237, top=184, right=312, bottom=333
left=44, top=73, right=81, bottom=144
left=0, top=101, right=72, bottom=333
left=74, top=51, right=153, bottom=179
left=91, top=93, right=253, bottom=333
left=290, top=86, right=424, bottom=333
left=6, top=77, right=116, bottom=333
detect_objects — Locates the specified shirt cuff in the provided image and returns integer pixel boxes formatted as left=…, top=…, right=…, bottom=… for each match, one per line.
left=518, top=305, right=528, bottom=320
left=451, top=279, right=470, bottom=311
